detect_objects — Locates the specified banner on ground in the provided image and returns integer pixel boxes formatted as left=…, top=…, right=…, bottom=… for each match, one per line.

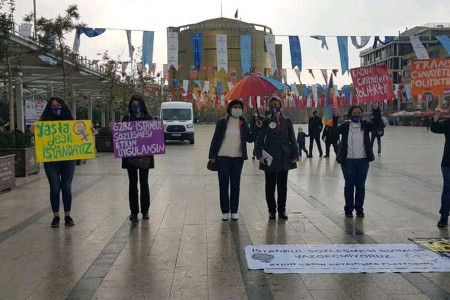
left=411, top=237, right=450, bottom=258
left=350, top=65, right=395, bottom=103
left=245, top=244, right=450, bottom=274
left=34, top=120, right=95, bottom=162
left=411, top=58, right=450, bottom=95
left=112, top=120, right=165, bottom=158
left=25, top=99, right=47, bottom=125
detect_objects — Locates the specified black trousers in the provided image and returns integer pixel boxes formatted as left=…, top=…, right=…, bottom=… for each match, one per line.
left=265, top=171, right=289, bottom=213
left=325, top=140, right=339, bottom=156
left=309, top=135, right=323, bottom=156
left=127, top=167, right=150, bottom=214
left=217, top=157, right=244, bottom=214
left=370, top=133, right=382, bottom=154
left=298, top=143, right=308, bottom=157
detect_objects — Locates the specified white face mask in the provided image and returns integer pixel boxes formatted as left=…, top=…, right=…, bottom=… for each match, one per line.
left=231, top=108, right=243, bottom=118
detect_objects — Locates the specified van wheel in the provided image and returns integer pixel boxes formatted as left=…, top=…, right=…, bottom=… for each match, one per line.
left=190, top=137, right=195, bottom=145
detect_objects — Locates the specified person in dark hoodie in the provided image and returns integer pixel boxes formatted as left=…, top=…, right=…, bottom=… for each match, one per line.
left=336, top=103, right=381, bottom=218
left=256, top=97, right=299, bottom=220
left=370, top=106, right=385, bottom=156
left=308, top=111, right=323, bottom=158
left=38, top=97, right=76, bottom=227
left=296, top=127, right=309, bottom=157
left=122, top=95, right=154, bottom=222
left=322, top=113, right=340, bottom=158
left=209, top=100, right=261, bottom=221
left=431, top=108, right=450, bottom=228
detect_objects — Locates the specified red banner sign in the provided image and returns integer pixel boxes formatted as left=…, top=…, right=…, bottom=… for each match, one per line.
left=350, top=66, right=395, bottom=103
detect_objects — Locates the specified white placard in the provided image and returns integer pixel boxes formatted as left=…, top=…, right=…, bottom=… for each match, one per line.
left=25, top=99, right=47, bottom=125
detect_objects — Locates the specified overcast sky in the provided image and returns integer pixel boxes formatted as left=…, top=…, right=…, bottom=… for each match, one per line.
left=14, top=0, right=450, bottom=86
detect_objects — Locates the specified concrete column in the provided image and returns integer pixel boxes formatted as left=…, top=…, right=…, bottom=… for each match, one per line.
left=101, top=110, right=106, bottom=127
left=110, top=108, right=116, bottom=123
left=47, top=83, right=53, bottom=99
left=88, top=97, right=93, bottom=121
left=15, top=77, right=24, bottom=132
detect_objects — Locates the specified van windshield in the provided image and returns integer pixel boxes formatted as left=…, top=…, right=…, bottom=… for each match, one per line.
left=162, top=109, right=191, bottom=121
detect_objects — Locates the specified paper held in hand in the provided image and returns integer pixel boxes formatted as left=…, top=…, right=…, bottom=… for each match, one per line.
left=262, top=150, right=273, bottom=167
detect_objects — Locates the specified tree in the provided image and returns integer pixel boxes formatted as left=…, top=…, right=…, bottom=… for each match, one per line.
left=0, top=0, right=15, bottom=131
left=24, top=4, right=85, bottom=102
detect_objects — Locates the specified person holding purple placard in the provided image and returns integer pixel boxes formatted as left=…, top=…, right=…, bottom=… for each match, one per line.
left=122, top=95, right=154, bottom=222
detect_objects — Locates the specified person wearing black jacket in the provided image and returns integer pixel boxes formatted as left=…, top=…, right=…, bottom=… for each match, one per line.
left=336, top=103, right=381, bottom=218
left=250, top=111, right=264, bottom=160
left=370, top=107, right=385, bottom=156
left=296, top=127, right=309, bottom=157
left=431, top=108, right=450, bottom=228
left=256, top=97, right=299, bottom=220
left=122, top=95, right=154, bottom=222
left=37, top=97, right=76, bottom=227
left=322, top=114, right=340, bottom=158
left=308, top=111, right=323, bottom=158
left=209, top=100, right=261, bottom=221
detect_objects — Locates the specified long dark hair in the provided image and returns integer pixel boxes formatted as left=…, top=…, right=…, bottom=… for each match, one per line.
left=347, top=105, right=364, bottom=118
left=128, top=94, right=149, bottom=116
left=40, top=97, right=73, bottom=121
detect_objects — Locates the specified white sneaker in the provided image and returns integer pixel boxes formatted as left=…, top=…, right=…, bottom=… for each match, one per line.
left=231, top=213, right=239, bottom=220
left=222, top=213, right=229, bottom=221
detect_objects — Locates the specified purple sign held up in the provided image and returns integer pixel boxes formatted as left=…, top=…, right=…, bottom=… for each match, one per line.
left=112, top=120, right=165, bottom=158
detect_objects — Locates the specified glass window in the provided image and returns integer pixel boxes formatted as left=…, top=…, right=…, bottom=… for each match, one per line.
left=162, top=109, right=192, bottom=121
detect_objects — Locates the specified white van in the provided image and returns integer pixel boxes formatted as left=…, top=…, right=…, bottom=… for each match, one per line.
left=160, top=102, right=195, bottom=144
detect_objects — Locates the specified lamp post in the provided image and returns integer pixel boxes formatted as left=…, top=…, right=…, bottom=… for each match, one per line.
left=33, top=0, right=37, bottom=38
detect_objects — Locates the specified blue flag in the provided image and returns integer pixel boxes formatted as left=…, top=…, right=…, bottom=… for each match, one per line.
left=142, top=31, right=154, bottom=67
left=405, top=84, right=412, bottom=102
left=217, top=81, right=222, bottom=96
left=240, top=35, right=252, bottom=75
left=436, top=35, right=450, bottom=56
left=337, top=36, right=349, bottom=75
left=302, top=85, right=309, bottom=98
left=192, top=33, right=203, bottom=71
left=289, top=36, right=302, bottom=70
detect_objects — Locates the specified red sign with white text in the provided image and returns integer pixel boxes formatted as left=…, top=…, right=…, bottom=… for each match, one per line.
left=350, top=66, right=395, bottom=103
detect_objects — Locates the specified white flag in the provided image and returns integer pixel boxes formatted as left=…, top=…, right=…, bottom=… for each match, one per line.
left=290, top=84, right=299, bottom=96
left=249, top=97, right=253, bottom=109
left=183, top=80, right=189, bottom=93
left=203, top=81, right=210, bottom=93
left=312, top=84, right=318, bottom=105
left=216, top=34, right=228, bottom=72
left=410, top=36, right=429, bottom=59
left=265, top=35, right=278, bottom=74
left=167, top=32, right=179, bottom=70
left=227, top=82, right=234, bottom=91
left=126, top=30, right=134, bottom=59
left=257, top=96, right=261, bottom=109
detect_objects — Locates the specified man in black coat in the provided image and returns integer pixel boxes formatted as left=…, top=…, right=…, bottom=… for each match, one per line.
left=322, top=114, right=340, bottom=158
left=308, top=111, right=323, bottom=157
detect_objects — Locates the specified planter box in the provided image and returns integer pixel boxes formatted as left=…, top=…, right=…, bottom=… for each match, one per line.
left=0, top=148, right=40, bottom=177
left=95, top=135, right=114, bottom=152
left=0, top=155, right=15, bottom=192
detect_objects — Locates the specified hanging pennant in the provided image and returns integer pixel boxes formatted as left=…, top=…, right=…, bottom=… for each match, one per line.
left=265, top=35, right=278, bottom=75
left=351, top=36, right=371, bottom=49
left=280, top=69, right=288, bottom=84
left=290, top=84, right=299, bottom=96
left=337, top=36, right=349, bottom=75
left=142, top=31, right=154, bottom=67
left=73, top=28, right=106, bottom=52
left=288, top=36, right=302, bottom=70
left=227, top=82, right=234, bottom=91
left=294, top=69, right=302, bottom=84
left=311, top=36, right=329, bottom=50
left=126, top=30, right=134, bottom=59
left=194, top=80, right=202, bottom=89
left=373, top=36, right=395, bottom=49
left=332, top=69, right=338, bottom=77
left=167, top=32, right=179, bottom=70
left=203, top=81, right=210, bottom=93
left=320, top=69, right=328, bottom=84
left=163, top=64, right=169, bottom=83
left=308, top=69, right=315, bottom=80
left=182, top=80, right=189, bottom=94
left=410, top=36, right=430, bottom=59
left=436, top=35, right=450, bottom=56
left=311, top=84, right=318, bottom=105
left=192, top=33, right=203, bottom=71
left=216, top=34, right=228, bottom=72
left=240, top=35, right=252, bottom=75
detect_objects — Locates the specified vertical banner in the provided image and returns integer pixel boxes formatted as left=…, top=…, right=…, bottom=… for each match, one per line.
left=312, top=85, right=318, bottom=106
left=256, top=96, right=261, bottom=108
left=290, top=84, right=299, bottom=96
left=410, top=36, right=430, bottom=59
left=163, top=64, right=169, bottom=83
left=182, top=80, right=189, bottom=94
left=216, top=34, right=228, bottom=72
left=350, top=65, right=395, bottom=103
left=240, top=35, right=252, bottom=75
left=192, top=33, right=203, bottom=71
left=126, top=30, right=134, bottom=59
left=203, top=81, right=210, bottom=93
left=265, top=35, right=277, bottom=75
left=227, top=82, right=234, bottom=91
left=25, top=99, right=46, bottom=125
left=280, top=69, right=287, bottom=84
left=167, top=32, right=179, bottom=70
left=142, top=31, right=154, bottom=67
left=294, top=69, right=302, bottom=83
left=337, top=36, right=349, bottom=75
left=216, top=81, right=222, bottom=97
left=289, top=36, right=302, bottom=70
left=410, top=59, right=450, bottom=95
left=34, top=120, right=95, bottom=162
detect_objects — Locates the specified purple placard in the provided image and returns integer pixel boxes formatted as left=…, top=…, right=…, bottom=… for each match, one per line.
left=112, top=120, right=165, bottom=158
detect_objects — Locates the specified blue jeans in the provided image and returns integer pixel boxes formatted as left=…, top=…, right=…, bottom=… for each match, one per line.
left=341, top=159, right=370, bottom=213
left=217, top=157, right=244, bottom=214
left=44, top=161, right=76, bottom=213
left=441, top=167, right=450, bottom=219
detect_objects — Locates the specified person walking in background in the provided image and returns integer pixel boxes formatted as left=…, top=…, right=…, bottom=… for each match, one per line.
left=431, top=108, right=450, bottom=228
left=308, top=111, right=323, bottom=158
left=37, top=97, right=77, bottom=227
left=297, top=127, right=309, bottom=158
left=336, top=103, right=382, bottom=218
left=322, top=113, right=340, bottom=158
left=209, top=100, right=261, bottom=221
left=250, top=110, right=264, bottom=160
left=370, top=106, right=385, bottom=156
left=424, top=117, right=431, bottom=131
left=256, top=97, right=299, bottom=220
left=122, top=95, right=154, bottom=222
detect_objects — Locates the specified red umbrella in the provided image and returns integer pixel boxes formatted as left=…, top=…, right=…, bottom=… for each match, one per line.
left=224, top=75, right=289, bottom=101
